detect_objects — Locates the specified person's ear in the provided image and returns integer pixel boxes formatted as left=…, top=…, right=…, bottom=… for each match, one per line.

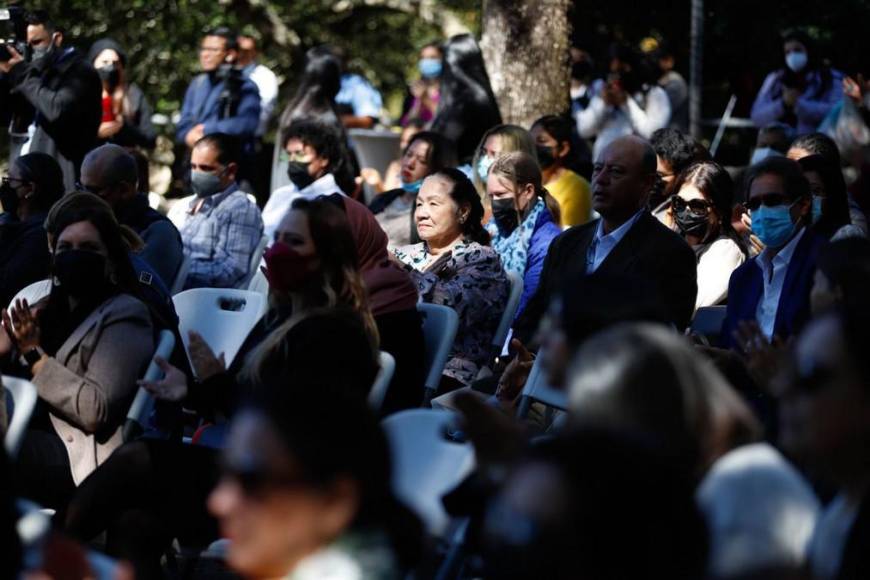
left=793, top=195, right=812, bottom=222
left=315, top=478, right=359, bottom=541
left=225, top=162, right=239, bottom=182
left=555, top=141, right=570, bottom=160
left=53, top=31, right=63, bottom=48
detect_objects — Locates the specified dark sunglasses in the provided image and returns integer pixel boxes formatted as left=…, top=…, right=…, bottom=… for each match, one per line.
left=670, top=195, right=712, bottom=216
left=220, top=459, right=309, bottom=498
left=744, top=193, right=797, bottom=212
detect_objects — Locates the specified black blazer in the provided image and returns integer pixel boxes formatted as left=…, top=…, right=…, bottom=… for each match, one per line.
left=513, top=211, right=698, bottom=343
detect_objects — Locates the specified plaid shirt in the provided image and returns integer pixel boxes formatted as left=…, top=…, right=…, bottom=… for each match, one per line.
left=176, top=184, right=263, bottom=289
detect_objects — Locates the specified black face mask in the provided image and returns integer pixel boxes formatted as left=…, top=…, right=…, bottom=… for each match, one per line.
left=536, top=144, right=557, bottom=169
left=491, top=197, right=519, bottom=236
left=286, top=161, right=315, bottom=190
left=674, top=207, right=710, bottom=239
left=0, top=182, right=20, bottom=217
left=53, top=250, right=109, bottom=299
left=97, top=64, right=121, bottom=89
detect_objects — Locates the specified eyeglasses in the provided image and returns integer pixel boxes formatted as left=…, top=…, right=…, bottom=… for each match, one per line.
left=744, top=193, right=798, bottom=212
left=281, top=150, right=312, bottom=164
left=671, top=195, right=712, bottom=216
left=75, top=181, right=109, bottom=197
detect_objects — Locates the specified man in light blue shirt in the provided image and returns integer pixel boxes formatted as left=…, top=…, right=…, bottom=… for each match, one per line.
left=333, top=47, right=383, bottom=129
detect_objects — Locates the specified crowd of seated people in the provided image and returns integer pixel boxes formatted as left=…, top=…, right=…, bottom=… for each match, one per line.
left=5, top=9, right=870, bottom=580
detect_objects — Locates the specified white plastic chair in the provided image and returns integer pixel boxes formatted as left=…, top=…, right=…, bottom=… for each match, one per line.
left=4, top=375, right=38, bottom=458
left=381, top=409, right=475, bottom=538
left=170, top=255, right=191, bottom=295
left=690, top=305, right=728, bottom=345
left=516, top=351, right=568, bottom=419
left=417, top=303, right=459, bottom=404
left=172, top=288, right=267, bottom=376
left=368, top=351, right=395, bottom=412
left=8, top=279, right=52, bottom=311
left=247, top=262, right=268, bottom=296
left=237, top=234, right=269, bottom=289
left=490, top=271, right=524, bottom=361
left=123, top=330, right=176, bottom=442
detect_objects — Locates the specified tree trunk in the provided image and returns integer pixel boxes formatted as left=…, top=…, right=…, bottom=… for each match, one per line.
left=480, top=0, right=571, bottom=128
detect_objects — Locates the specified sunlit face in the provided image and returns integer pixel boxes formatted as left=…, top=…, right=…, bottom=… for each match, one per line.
left=199, top=35, right=229, bottom=72
left=590, top=139, right=650, bottom=220
left=275, top=209, right=318, bottom=261
left=400, top=139, right=432, bottom=184
left=191, top=143, right=236, bottom=190
left=415, top=176, right=466, bottom=247
left=285, top=138, right=329, bottom=181
left=55, top=220, right=108, bottom=257
left=93, top=48, right=122, bottom=70
left=482, top=135, right=503, bottom=162
left=208, top=412, right=344, bottom=579
left=420, top=45, right=442, bottom=61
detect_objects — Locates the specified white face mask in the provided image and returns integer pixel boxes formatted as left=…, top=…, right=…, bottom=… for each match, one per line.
left=785, top=51, right=808, bottom=73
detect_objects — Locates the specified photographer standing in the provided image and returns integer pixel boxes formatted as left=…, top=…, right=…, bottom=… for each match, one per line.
left=175, top=27, right=260, bottom=186
left=0, top=10, right=102, bottom=191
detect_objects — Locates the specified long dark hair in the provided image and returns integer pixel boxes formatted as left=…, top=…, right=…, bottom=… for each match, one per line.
left=671, top=161, right=748, bottom=256
left=798, top=154, right=851, bottom=239
left=279, top=45, right=343, bottom=135
left=404, top=131, right=457, bottom=175
left=431, top=34, right=502, bottom=161
left=531, top=114, right=593, bottom=178
left=430, top=168, right=490, bottom=245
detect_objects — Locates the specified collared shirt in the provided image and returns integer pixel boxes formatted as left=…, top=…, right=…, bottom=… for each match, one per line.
left=585, top=210, right=645, bottom=274
left=262, top=173, right=345, bottom=239
left=336, top=74, right=383, bottom=119
left=174, top=183, right=264, bottom=289
left=754, top=227, right=806, bottom=340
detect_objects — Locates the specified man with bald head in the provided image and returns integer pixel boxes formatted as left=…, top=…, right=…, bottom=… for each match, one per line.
left=514, top=135, right=697, bottom=342
left=80, top=144, right=183, bottom=285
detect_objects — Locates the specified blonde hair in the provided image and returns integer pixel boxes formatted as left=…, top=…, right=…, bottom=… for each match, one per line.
left=471, top=124, right=538, bottom=201
left=490, top=151, right=562, bottom=224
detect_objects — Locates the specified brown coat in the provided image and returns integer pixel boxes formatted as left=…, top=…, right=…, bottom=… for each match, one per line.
left=34, top=293, right=154, bottom=485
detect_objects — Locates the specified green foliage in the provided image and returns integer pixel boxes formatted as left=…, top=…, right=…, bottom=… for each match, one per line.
left=25, top=0, right=476, bottom=121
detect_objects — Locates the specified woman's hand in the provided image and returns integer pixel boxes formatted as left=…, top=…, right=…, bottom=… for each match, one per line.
left=188, top=330, right=226, bottom=381
left=1, top=298, right=41, bottom=352
left=138, top=356, right=188, bottom=402
left=98, top=119, right=123, bottom=139
left=494, top=339, right=535, bottom=409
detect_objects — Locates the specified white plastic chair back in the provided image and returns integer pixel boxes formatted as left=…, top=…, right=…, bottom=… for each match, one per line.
left=382, top=409, right=475, bottom=538
left=172, top=289, right=267, bottom=376
left=691, top=305, right=728, bottom=344
left=517, top=351, right=568, bottom=418
left=490, top=271, right=524, bottom=360
left=170, top=255, right=191, bottom=295
left=123, top=330, right=176, bottom=442
left=418, top=303, right=459, bottom=397
left=368, top=351, right=395, bottom=412
left=247, top=262, right=268, bottom=296
left=237, top=235, right=269, bottom=289
left=8, top=279, right=52, bottom=311
left=4, top=375, right=38, bottom=458
left=348, top=129, right=401, bottom=203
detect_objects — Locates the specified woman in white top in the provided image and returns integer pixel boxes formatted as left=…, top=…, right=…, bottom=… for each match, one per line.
left=668, top=161, right=749, bottom=310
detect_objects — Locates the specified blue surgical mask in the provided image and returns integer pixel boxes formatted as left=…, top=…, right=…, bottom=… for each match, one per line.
left=418, top=58, right=442, bottom=79
left=477, top=155, right=494, bottom=182
left=811, top=195, right=823, bottom=225
left=785, top=51, right=808, bottom=73
left=751, top=202, right=798, bottom=248
left=401, top=178, right=423, bottom=194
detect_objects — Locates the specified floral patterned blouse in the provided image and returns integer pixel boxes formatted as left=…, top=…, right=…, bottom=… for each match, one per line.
left=394, top=240, right=509, bottom=386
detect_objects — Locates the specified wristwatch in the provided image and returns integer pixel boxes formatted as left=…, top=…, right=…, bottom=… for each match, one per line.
left=20, top=346, right=45, bottom=368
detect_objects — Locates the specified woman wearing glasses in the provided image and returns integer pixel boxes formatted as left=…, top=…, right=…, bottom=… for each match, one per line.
left=669, top=161, right=748, bottom=310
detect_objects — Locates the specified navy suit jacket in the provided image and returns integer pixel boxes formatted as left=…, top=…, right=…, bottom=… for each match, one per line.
left=175, top=73, right=260, bottom=146
left=720, top=228, right=826, bottom=349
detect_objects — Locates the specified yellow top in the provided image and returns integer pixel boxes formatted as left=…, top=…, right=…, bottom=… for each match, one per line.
left=545, top=169, right=592, bottom=228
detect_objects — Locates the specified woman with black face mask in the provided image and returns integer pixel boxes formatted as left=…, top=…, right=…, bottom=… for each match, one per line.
left=530, top=114, right=593, bottom=227
left=485, top=151, right=562, bottom=322
left=669, top=161, right=748, bottom=310
left=88, top=38, right=157, bottom=150
left=0, top=192, right=156, bottom=510
left=0, top=153, right=65, bottom=307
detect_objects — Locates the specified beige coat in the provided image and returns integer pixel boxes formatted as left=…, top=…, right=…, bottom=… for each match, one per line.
left=33, top=293, right=154, bottom=485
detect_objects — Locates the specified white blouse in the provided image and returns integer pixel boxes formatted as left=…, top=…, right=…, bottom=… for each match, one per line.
left=695, top=237, right=746, bottom=310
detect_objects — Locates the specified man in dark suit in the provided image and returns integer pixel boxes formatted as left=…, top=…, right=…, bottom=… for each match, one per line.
left=513, top=135, right=697, bottom=344
left=721, top=156, right=824, bottom=349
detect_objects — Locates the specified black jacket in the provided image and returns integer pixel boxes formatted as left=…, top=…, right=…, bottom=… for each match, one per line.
left=4, top=48, right=102, bottom=190
left=513, top=211, right=698, bottom=343
left=0, top=213, right=50, bottom=307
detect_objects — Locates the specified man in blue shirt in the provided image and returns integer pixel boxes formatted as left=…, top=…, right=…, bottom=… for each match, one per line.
left=176, top=28, right=260, bottom=154
left=333, top=47, right=383, bottom=129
